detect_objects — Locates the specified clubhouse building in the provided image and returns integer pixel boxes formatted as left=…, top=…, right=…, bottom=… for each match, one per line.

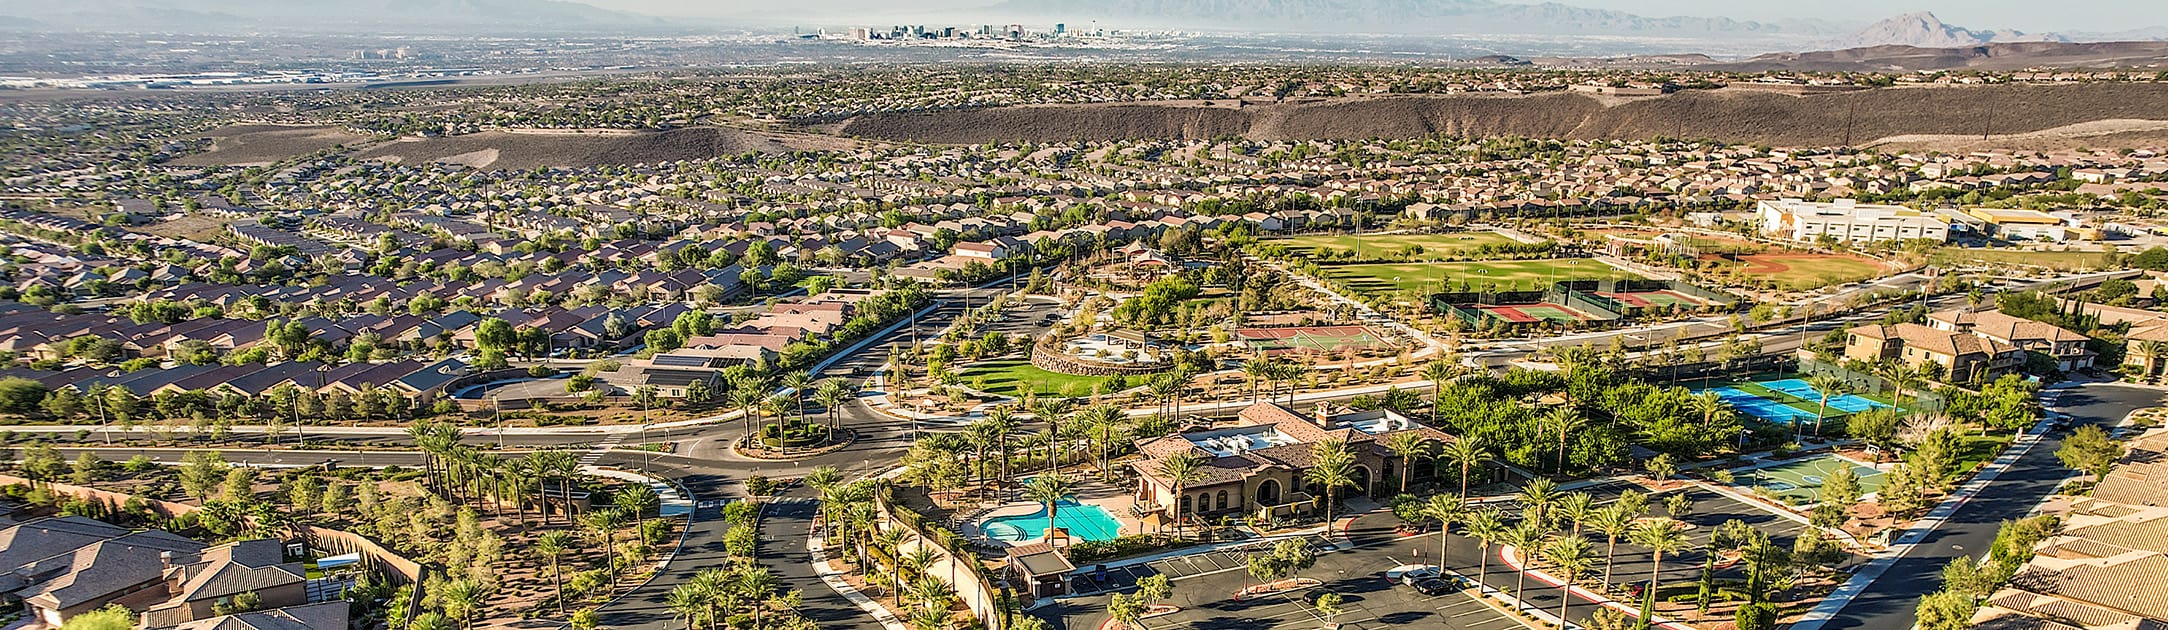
left=1128, top=402, right=1463, bottom=526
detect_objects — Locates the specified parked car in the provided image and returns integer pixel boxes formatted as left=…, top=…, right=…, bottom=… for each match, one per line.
left=1407, top=577, right=1456, bottom=596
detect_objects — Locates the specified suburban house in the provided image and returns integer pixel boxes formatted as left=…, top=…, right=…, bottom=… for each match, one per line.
left=1843, top=322, right=2022, bottom=382
left=2, top=517, right=206, bottom=627
left=138, top=540, right=309, bottom=627
left=1925, top=308, right=2094, bottom=371
left=1128, top=402, right=1460, bottom=528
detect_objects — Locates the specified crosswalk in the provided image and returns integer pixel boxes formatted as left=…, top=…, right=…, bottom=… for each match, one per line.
left=579, top=433, right=626, bottom=466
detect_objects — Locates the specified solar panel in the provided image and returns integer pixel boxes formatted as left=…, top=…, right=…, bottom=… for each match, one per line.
left=651, top=354, right=712, bottom=367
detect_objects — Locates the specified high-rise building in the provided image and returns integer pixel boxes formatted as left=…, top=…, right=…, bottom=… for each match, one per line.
left=1055, top=23, right=1066, bottom=35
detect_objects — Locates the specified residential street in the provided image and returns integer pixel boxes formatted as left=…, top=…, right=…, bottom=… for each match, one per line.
left=1810, top=382, right=2165, bottom=630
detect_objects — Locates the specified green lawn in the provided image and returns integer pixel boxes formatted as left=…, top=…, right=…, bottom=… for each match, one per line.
left=1272, top=231, right=1529, bottom=261
left=1321, top=258, right=1643, bottom=295
left=956, top=358, right=1110, bottom=398
left=1950, top=434, right=2016, bottom=476
left=1929, top=247, right=2111, bottom=272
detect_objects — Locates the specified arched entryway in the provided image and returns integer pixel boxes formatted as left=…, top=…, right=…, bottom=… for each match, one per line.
left=1256, top=479, right=1282, bottom=506
left=1351, top=465, right=1373, bottom=497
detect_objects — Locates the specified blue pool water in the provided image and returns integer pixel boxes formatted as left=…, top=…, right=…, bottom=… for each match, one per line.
left=1759, top=379, right=1893, bottom=413
left=982, top=499, right=1123, bottom=542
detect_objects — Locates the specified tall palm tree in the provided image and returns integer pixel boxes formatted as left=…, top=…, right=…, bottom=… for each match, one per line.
left=1304, top=439, right=1358, bottom=538
left=688, top=568, right=731, bottom=630
left=736, top=565, right=781, bottom=625
left=1086, top=405, right=1126, bottom=480
left=783, top=371, right=813, bottom=426
left=666, top=583, right=705, bottom=630
left=964, top=418, right=1000, bottom=487
left=1023, top=472, right=1075, bottom=539
left=986, top=405, right=1018, bottom=483
left=813, top=378, right=850, bottom=435
left=1424, top=494, right=1466, bottom=569
left=1242, top=358, right=1273, bottom=403
left=1541, top=408, right=1590, bottom=474
left=583, top=508, right=626, bottom=585
left=1688, top=391, right=1725, bottom=427
left=1806, top=373, right=1848, bottom=437
left=1518, top=477, right=1562, bottom=526
left=1630, top=518, right=1692, bottom=610
left=1421, top=359, right=1456, bottom=424
left=1545, top=535, right=1598, bottom=625
left=1464, top=508, right=1506, bottom=589
left=910, top=576, right=957, bottom=615
left=1158, top=452, right=1207, bottom=533
left=1031, top=398, right=1073, bottom=473
left=1556, top=492, right=1595, bottom=538
left=1588, top=505, right=1637, bottom=587
left=1385, top=432, right=1432, bottom=494
left=1442, top=436, right=1493, bottom=498
left=535, top=531, right=573, bottom=612
left=1506, top=518, right=1548, bottom=604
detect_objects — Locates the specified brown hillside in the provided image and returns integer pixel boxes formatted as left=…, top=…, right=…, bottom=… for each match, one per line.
left=835, top=83, right=2168, bottom=149
left=352, top=127, right=850, bottom=170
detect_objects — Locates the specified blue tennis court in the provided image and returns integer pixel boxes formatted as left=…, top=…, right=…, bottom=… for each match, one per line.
left=1760, top=378, right=1893, bottom=413
left=1706, top=387, right=1819, bottom=423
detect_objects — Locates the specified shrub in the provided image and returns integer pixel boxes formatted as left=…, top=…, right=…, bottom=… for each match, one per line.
left=1069, top=534, right=1182, bottom=563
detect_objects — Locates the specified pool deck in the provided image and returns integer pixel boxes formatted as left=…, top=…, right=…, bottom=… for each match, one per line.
left=963, top=480, right=1144, bottom=547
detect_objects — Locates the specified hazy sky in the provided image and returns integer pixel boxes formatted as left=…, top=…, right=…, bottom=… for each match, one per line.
left=588, top=0, right=2167, bottom=32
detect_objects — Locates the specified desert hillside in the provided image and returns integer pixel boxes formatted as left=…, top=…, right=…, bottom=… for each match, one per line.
left=835, top=83, right=2168, bottom=149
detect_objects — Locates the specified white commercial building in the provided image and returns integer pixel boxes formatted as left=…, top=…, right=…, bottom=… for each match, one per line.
left=1756, top=198, right=1950, bottom=244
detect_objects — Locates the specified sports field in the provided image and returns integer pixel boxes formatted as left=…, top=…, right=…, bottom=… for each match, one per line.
left=1596, top=289, right=1710, bottom=309
left=1273, top=231, right=1525, bottom=260
left=1237, top=325, right=1391, bottom=355
left=1322, top=259, right=1643, bottom=295
left=1733, top=454, right=1885, bottom=505
left=1476, top=303, right=1599, bottom=324
left=1710, top=253, right=1884, bottom=291
left=956, top=358, right=1109, bottom=398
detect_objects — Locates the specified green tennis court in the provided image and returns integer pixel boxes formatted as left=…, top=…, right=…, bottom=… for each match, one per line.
left=1732, top=455, right=1885, bottom=505
left=1238, top=326, right=1391, bottom=355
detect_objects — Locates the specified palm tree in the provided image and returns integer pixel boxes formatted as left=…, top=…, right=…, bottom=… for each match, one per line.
left=616, top=484, right=659, bottom=530
left=1087, top=405, right=1126, bottom=480
left=1544, top=535, right=1598, bottom=625
left=986, top=405, right=1018, bottom=483
left=1304, top=439, right=1358, bottom=538
left=688, top=568, right=731, bottom=630
left=1158, top=453, right=1207, bottom=534
left=783, top=370, right=813, bottom=425
left=1424, top=494, right=1466, bottom=569
left=1806, top=373, right=1848, bottom=437
left=909, top=576, right=956, bottom=615
left=1023, top=472, right=1075, bottom=539
left=1541, top=408, right=1589, bottom=474
left=1442, top=436, right=1493, bottom=498
left=1242, top=358, right=1273, bottom=403
left=1505, top=518, right=1548, bottom=604
left=1557, top=492, right=1595, bottom=538
left=1383, top=432, right=1433, bottom=494
left=438, top=579, right=486, bottom=629
left=1588, top=505, right=1637, bottom=587
left=1031, top=398, right=1073, bottom=473
left=1464, top=508, right=1506, bottom=589
left=1630, top=518, right=1692, bottom=610
left=666, top=583, right=706, bottom=630
left=583, top=508, right=626, bottom=585
left=1688, top=391, right=1726, bottom=427
left=813, top=379, right=851, bottom=435
left=535, top=530, right=574, bottom=613
left=1421, top=359, right=1456, bottom=424
left=736, top=565, right=781, bottom=625
left=1518, top=477, right=1562, bottom=526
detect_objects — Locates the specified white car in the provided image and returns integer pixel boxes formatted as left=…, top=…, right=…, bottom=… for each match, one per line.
left=1384, top=564, right=1441, bottom=584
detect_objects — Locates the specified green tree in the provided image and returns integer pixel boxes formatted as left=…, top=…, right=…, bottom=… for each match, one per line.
left=59, top=605, right=135, bottom=630
left=2057, top=425, right=2124, bottom=482
left=1915, top=590, right=1978, bottom=630
left=1304, top=439, right=1358, bottom=538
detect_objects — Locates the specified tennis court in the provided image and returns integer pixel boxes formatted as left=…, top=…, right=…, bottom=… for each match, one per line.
left=1759, top=378, right=1893, bottom=414
left=1597, top=290, right=1710, bottom=309
left=1237, top=325, right=1391, bottom=355
left=1733, top=455, right=1886, bottom=504
left=1477, top=302, right=1598, bottom=324
left=1704, top=386, right=1820, bottom=424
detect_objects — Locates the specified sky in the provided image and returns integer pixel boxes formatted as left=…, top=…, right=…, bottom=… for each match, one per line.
left=584, top=0, right=2168, bottom=33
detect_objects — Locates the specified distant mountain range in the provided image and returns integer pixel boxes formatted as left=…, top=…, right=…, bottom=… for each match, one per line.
left=3, top=0, right=659, bottom=34
left=1832, top=11, right=2168, bottom=48
left=987, top=0, right=1831, bottom=37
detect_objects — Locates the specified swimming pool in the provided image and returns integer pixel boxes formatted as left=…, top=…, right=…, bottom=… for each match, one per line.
left=982, top=499, right=1123, bottom=543
left=1759, top=379, right=1893, bottom=414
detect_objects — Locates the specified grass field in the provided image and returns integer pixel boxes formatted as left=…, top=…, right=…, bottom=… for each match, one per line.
left=1929, top=247, right=2109, bottom=272
left=1273, top=231, right=1527, bottom=261
left=1718, top=253, right=1885, bottom=291
left=1323, top=258, right=1642, bottom=294
left=956, top=358, right=1110, bottom=398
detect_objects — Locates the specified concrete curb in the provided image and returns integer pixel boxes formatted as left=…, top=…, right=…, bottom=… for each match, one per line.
left=808, top=528, right=910, bottom=630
